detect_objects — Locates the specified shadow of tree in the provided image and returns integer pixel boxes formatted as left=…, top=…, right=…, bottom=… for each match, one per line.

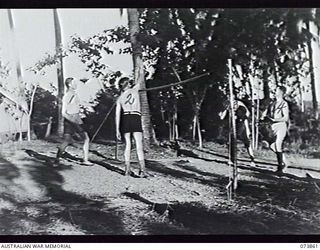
left=0, top=150, right=128, bottom=235
left=146, top=160, right=228, bottom=189
left=0, top=157, right=21, bottom=182
left=166, top=201, right=319, bottom=234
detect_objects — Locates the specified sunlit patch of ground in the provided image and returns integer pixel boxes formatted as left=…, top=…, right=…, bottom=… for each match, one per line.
left=0, top=140, right=319, bottom=235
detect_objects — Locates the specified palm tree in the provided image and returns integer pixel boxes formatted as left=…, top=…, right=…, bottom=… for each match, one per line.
left=53, top=9, right=65, bottom=136
left=305, top=20, right=318, bottom=118
left=7, top=9, right=26, bottom=141
left=127, top=8, right=156, bottom=146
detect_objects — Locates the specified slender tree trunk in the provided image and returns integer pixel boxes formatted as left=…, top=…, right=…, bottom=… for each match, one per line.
left=53, top=9, right=65, bottom=136
left=127, top=8, right=156, bottom=147
left=262, top=66, right=270, bottom=100
left=171, top=67, right=182, bottom=141
left=7, top=10, right=23, bottom=92
left=273, top=61, right=279, bottom=85
left=45, top=117, right=53, bottom=138
left=8, top=9, right=27, bottom=140
left=249, top=59, right=256, bottom=149
left=306, top=21, right=318, bottom=118
left=255, top=98, right=260, bottom=149
left=195, top=112, right=203, bottom=148
left=168, top=117, right=172, bottom=141
left=298, top=75, right=305, bottom=112
left=18, top=113, right=23, bottom=142
left=27, top=85, right=38, bottom=141
left=174, top=103, right=179, bottom=139
left=172, top=113, right=176, bottom=140
left=192, top=114, right=197, bottom=140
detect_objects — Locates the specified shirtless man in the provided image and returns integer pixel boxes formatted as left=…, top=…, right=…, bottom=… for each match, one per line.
left=55, top=77, right=93, bottom=166
left=219, top=99, right=256, bottom=167
left=115, top=77, right=146, bottom=177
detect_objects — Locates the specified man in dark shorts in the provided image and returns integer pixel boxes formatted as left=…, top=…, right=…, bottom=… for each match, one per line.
left=219, top=99, right=256, bottom=167
left=115, top=77, right=146, bottom=177
left=55, top=77, right=93, bottom=166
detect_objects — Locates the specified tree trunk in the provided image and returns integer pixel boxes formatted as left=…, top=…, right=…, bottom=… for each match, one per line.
left=195, top=112, right=203, bottom=149
left=168, top=117, right=172, bottom=141
left=53, top=9, right=65, bottom=136
left=45, top=117, right=53, bottom=138
left=192, top=115, right=197, bottom=141
left=127, top=8, right=156, bottom=147
left=306, top=21, right=318, bottom=118
left=8, top=9, right=26, bottom=137
left=262, top=66, right=270, bottom=100
left=174, top=103, right=179, bottom=140
left=7, top=10, right=23, bottom=92
left=18, top=113, right=23, bottom=142
left=255, top=98, right=260, bottom=149
left=298, top=75, right=305, bottom=112
left=27, top=85, right=38, bottom=141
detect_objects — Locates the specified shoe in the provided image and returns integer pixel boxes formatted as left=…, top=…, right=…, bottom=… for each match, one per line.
left=250, top=161, right=256, bottom=167
left=124, top=170, right=134, bottom=176
left=262, top=140, right=269, bottom=149
left=138, top=170, right=148, bottom=178
left=82, top=160, right=94, bottom=166
left=52, top=159, right=60, bottom=167
left=282, top=155, right=290, bottom=167
left=276, top=163, right=286, bottom=173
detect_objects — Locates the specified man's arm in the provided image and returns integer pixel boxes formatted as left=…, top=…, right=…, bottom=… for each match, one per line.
left=219, top=108, right=228, bottom=120
left=237, top=101, right=250, bottom=118
left=261, top=108, right=268, bottom=120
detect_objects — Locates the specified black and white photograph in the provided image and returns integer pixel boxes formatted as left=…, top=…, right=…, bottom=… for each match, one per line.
left=0, top=6, right=320, bottom=240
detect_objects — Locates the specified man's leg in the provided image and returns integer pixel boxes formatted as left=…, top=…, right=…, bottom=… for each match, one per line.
left=275, top=129, right=287, bottom=172
left=240, top=122, right=255, bottom=166
left=82, top=132, right=93, bottom=165
left=133, top=132, right=146, bottom=177
left=55, top=134, right=72, bottom=164
left=246, top=144, right=256, bottom=167
left=124, top=133, right=132, bottom=176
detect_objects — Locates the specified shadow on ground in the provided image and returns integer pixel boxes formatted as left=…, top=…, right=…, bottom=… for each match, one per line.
left=0, top=150, right=128, bottom=235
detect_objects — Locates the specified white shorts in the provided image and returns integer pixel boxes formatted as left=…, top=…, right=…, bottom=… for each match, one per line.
left=271, top=122, right=287, bottom=142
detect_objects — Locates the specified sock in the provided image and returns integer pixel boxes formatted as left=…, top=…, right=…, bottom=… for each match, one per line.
left=125, top=161, right=130, bottom=172
left=139, top=160, right=145, bottom=172
left=249, top=155, right=255, bottom=162
left=56, top=148, right=63, bottom=159
left=276, top=152, right=284, bottom=167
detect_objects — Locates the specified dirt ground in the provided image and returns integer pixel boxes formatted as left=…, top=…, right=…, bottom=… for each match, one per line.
left=0, top=139, right=320, bottom=235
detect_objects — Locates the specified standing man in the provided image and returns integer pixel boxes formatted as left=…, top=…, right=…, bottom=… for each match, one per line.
left=115, top=77, right=146, bottom=178
left=260, top=86, right=289, bottom=172
left=55, top=77, right=93, bottom=166
left=219, top=99, right=256, bottom=167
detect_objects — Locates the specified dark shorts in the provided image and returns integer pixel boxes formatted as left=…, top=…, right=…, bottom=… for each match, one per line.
left=64, top=117, right=87, bottom=140
left=121, top=114, right=143, bottom=134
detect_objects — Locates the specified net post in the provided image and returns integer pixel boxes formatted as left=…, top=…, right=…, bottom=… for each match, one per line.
left=227, top=58, right=238, bottom=195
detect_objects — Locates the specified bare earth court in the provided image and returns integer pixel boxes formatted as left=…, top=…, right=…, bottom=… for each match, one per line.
left=0, top=140, right=319, bottom=235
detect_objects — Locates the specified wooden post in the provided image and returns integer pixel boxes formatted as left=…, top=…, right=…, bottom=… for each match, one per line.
left=250, top=60, right=256, bottom=150
left=255, top=98, right=260, bottom=149
left=228, top=59, right=238, bottom=195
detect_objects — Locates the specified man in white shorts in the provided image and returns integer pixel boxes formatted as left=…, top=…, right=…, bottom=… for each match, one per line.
left=261, top=86, right=289, bottom=172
